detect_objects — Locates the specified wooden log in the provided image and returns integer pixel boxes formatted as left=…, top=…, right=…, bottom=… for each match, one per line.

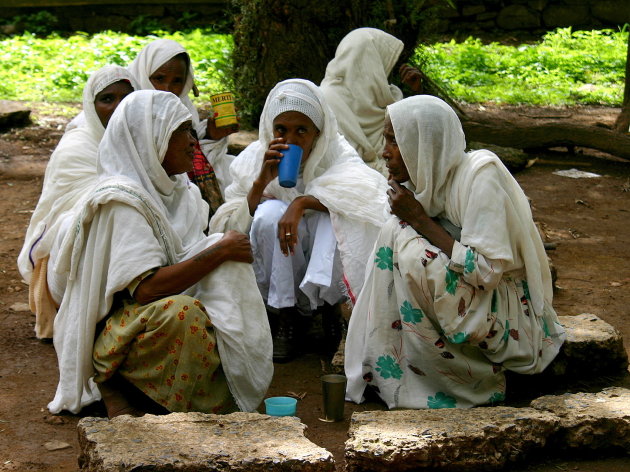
left=462, top=118, right=630, bottom=160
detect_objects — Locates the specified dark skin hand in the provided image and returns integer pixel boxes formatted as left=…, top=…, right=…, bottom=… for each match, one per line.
left=206, top=115, right=239, bottom=140
left=387, top=179, right=455, bottom=258
left=246, top=137, right=286, bottom=216
left=399, top=63, right=424, bottom=94
left=134, top=230, right=253, bottom=305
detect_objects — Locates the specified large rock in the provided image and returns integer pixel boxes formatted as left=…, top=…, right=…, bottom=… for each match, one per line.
left=542, top=4, right=590, bottom=28
left=0, top=101, right=30, bottom=129
left=531, top=387, right=630, bottom=452
left=78, top=412, right=334, bottom=471
left=497, top=5, right=540, bottom=29
left=228, top=129, right=258, bottom=155
left=553, top=314, right=628, bottom=377
left=345, top=388, right=630, bottom=471
left=345, top=408, right=559, bottom=472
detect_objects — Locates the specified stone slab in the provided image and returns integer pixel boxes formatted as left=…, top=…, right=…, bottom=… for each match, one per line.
left=531, top=387, right=630, bottom=452
left=345, top=408, right=559, bottom=472
left=0, top=101, right=31, bottom=129
left=78, top=412, right=334, bottom=472
left=345, top=388, right=630, bottom=471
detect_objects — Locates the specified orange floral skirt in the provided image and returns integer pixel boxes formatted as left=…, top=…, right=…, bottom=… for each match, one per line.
left=93, top=294, right=236, bottom=414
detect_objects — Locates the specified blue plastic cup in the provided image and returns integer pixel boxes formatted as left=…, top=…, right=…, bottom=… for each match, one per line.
left=264, top=396, right=297, bottom=416
left=278, top=144, right=303, bottom=188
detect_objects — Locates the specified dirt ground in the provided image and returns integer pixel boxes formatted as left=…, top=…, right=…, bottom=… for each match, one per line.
left=1, top=102, right=629, bottom=471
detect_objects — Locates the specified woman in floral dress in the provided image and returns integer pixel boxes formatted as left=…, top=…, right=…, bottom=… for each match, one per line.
left=345, top=95, right=565, bottom=409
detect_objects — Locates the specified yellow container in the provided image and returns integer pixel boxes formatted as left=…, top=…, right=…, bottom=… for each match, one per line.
left=210, top=92, right=238, bottom=128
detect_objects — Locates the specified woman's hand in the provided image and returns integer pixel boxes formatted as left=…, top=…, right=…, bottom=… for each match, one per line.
left=258, top=137, right=287, bottom=187
left=399, top=64, right=424, bottom=94
left=277, top=199, right=304, bottom=256
left=387, top=179, right=427, bottom=224
left=247, top=138, right=287, bottom=215
left=206, top=116, right=239, bottom=141
left=276, top=195, right=328, bottom=256
left=218, top=230, right=254, bottom=263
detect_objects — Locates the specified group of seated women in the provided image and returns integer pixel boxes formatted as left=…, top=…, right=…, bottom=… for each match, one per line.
left=18, top=27, right=565, bottom=418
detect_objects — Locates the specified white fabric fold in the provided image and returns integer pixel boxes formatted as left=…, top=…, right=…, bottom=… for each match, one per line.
left=18, top=65, right=139, bottom=284
left=49, top=90, right=272, bottom=414
left=320, top=28, right=404, bottom=173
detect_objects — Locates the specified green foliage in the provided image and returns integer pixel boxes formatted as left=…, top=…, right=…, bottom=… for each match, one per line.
left=413, top=27, right=628, bottom=106
left=0, top=30, right=233, bottom=103
left=4, top=11, right=59, bottom=37
left=0, top=26, right=625, bottom=109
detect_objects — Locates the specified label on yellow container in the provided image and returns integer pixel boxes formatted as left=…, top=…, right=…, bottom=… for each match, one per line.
left=210, top=92, right=237, bottom=128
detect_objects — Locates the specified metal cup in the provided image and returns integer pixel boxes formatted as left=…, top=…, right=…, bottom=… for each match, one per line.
left=319, top=374, right=347, bottom=422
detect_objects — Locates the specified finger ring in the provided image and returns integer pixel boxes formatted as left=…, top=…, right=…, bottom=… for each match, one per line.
left=285, top=232, right=292, bottom=237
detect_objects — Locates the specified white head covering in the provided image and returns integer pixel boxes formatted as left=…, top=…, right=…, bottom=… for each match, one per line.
left=265, top=82, right=324, bottom=131
left=18, top=65, right=139, bottom=282
left=320, top=27, right=404, bottom=170
left=387, top=95, right=553, bottom=314
left=49, top=90, right=272, bottom=414
left=127, top=38, right=200, bottom=125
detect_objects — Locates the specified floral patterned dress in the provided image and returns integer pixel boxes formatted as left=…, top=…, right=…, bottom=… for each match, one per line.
left=93, top=272, right=236, bottom=414
left=345, top=217, right=565, bottom=410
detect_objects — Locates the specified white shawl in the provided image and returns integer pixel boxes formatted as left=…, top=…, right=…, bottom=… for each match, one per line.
left=18, top=65, right=139, bottom=283
left=210, top=79, right=389, bottom=300
left=388, top=95, right=553, bottom=314
left=48, top=90, right=272, bottom=414
left=127, top=38, right=201, bottom=127
left=320, top=28, right=404, bottom=173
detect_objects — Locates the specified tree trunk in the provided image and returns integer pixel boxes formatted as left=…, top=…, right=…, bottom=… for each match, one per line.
left=613, top=32, right=630, bottom=132
left=230, top=0, right=448, bottom=127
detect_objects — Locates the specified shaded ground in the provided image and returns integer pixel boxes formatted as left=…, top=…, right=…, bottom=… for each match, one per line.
left=1, top=103, right=629, bottom=471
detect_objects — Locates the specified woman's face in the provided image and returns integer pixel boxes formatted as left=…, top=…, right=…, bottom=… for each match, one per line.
left=382, top=117, right=410, bottom=183
left=272, top=111, right=320, bottom=162
left=161, top=120, right=196, bottom=176
left=149, top=55, right=188, bottom=97
left=94, top=80, right=134, bottom=128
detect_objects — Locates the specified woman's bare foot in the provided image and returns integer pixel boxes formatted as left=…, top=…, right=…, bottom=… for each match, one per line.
left=98, top=377, right=144, bottom=419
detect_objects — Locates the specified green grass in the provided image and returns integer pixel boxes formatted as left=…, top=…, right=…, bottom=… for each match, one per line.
left=413, top=27, right=627, bottom=106
left=0, top=29, right=232, bottom=103
left=0, top=27, right=626, bottom=107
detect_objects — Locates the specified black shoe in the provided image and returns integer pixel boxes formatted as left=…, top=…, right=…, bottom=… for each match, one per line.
left=321, top=303, right=343, bottom=359
left=272, top=309, right=297, bottom=363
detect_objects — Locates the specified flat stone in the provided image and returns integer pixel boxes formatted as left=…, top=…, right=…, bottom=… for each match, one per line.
left=552, top=314, right=628, bottom=377
left=228, top=129, right=258, bottom=155
left=345, top=388, right=630, bottom=471
left=0, top=101, right=31, bottom=129
left=531, top=387, right=630, bottom=452
left=9, top=302, right=30, bottom=312
left=345, top=408, right=559, bottom=472
left=78, top=412, right=334, bottom=472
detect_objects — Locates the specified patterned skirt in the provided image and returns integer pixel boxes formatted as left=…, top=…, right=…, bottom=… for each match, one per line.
left=93, top=294, right=236, bottom=414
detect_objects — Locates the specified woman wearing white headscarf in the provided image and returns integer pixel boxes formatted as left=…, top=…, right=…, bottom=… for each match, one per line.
left=18, top=65, right=138, bottom=339
left=48, top=90, right=272, bottom=417
left=128, top=38, right=235, bottom=200
left=345, top=95, right=565, bottom=409
left=320, top=28, right=422, bottom=176
left=210, top=79, right=389, bottom=361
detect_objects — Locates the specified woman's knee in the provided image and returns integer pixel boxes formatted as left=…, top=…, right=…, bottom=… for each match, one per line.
left=251, top=200, right=288, bottom=232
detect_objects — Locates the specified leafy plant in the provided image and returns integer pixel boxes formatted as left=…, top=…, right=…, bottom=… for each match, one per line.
left=7, top=11, right=59, bottom=36
left=412, top=27, right=627, bottom=106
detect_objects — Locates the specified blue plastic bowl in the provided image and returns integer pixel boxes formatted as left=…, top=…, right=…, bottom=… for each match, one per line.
left=264, top=396, right=297, bottom=416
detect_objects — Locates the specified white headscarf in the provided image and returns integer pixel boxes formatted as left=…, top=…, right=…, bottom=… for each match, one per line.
left=320, top=28, right=404, bottom=170
left=388, top=95, right=553, bottom=314
left=212, top=79, right=389, bottom=299
left=18, top=65, right=139, bottom=282
left=127, top=38, right=200, bottom=125
left=49, top=90, right=272, bottom=414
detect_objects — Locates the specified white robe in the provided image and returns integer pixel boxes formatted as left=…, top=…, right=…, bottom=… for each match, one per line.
left=49, top=90, right=272, bottom=414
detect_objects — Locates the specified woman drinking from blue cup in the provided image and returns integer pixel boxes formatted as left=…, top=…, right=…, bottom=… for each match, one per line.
left=209, top=79, right=389, bottom=362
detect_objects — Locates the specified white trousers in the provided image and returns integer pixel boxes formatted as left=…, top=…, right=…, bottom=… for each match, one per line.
left=250, top=199, right=345, bottom=313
